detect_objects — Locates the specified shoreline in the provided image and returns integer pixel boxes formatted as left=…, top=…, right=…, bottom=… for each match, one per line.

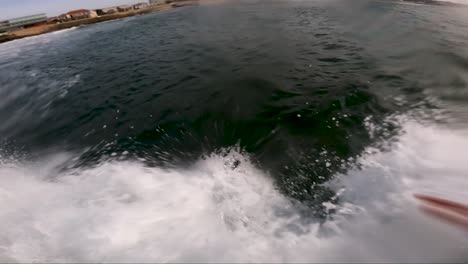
left=0, top=1, right=198, bottom=44
left=389, top=0, right=467, bottom=7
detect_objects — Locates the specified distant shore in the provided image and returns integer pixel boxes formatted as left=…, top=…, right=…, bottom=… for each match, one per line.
left=392, top=0, right=467, bottom=7
left=0, top=1, right=198, bottom=44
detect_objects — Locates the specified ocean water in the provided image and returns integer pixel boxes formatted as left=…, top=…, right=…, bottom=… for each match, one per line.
left=1, top=0, right=468, bottom=262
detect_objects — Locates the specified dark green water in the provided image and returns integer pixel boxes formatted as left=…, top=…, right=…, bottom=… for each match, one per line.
left=1, top=1, right=468, bottom=262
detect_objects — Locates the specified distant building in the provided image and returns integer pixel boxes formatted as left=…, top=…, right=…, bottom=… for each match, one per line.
left=0, top=14, right=48, bottom=32
left=66, top=9, right=98, bottom=20
left=96, top=7, right=118, bottom=16
left=58, top=14, right=71, bottom=22
left=149, top=0, right=167, bottom=5
left=0, top=21, right=9, bottom=32
left=133, top=3, right=149, bottom=9
left=117, top=5, right=133, bottom=12
left=47, top=16, right=60, bottom=24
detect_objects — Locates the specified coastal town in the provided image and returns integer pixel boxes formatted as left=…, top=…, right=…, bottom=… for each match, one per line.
left=0, top=0, right=197, bottom=43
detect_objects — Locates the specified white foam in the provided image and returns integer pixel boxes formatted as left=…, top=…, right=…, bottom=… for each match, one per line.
left=325, top=119, right=468, bottom=262
left=1, top=119, right=468, bottom=262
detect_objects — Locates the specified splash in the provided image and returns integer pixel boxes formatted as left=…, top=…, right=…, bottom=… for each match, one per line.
left=0, top=118, right=468, bottom=262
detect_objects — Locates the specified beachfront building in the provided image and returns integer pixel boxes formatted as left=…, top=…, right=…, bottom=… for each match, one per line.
left=0, top=14, right=48, bottom=32
left=47, top=16, right=60, bottom=24
left=149, top=0, right=167, bottom=5
left=96, top=7, right=119, bottom=16
left=0, top=21, right=9, bottom=32
left=133, top=3, right=150, bottom=9
left=57, top=14, right=71, bottom=22
left=66, top=9, right=98, bottom=20
left=117, top=5, right=133, bottom=12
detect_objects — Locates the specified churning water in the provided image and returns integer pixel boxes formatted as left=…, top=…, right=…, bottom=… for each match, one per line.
left=1, top=0, right=468, bottom=262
